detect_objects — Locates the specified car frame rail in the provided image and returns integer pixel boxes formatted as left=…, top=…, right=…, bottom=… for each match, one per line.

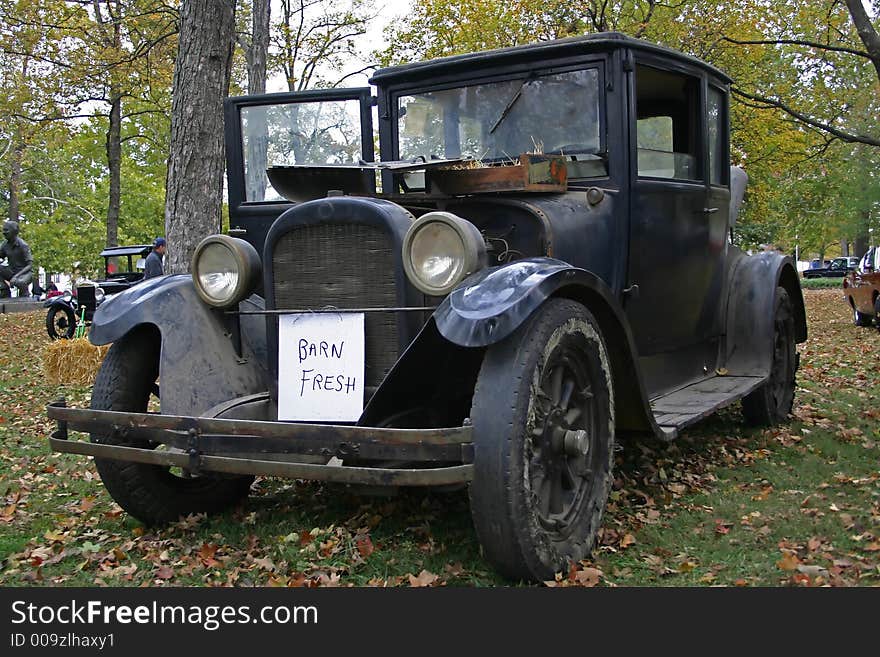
left=46, top=400, right=474, bottom=487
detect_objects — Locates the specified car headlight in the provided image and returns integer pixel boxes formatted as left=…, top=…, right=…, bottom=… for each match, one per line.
left=402, top=211, right=486, bottom=296
left=191, top=234, right=261, bottom=307
left=95, top=287, right=105, bottom=303
left=62, top=291, right=72, bottom=303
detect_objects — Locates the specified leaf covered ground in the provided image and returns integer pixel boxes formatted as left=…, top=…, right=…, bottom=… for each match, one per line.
left=1, top=288, right=878, bottom=587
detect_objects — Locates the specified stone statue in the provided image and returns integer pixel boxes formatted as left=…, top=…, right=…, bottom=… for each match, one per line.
left=0, top=220, right=33, bottom=298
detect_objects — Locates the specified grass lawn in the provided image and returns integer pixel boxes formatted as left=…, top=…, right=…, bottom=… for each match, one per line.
left=1, top=288, right=878, bottom=587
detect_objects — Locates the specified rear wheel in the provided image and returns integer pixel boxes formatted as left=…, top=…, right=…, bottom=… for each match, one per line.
left=743, top=287, right=797, bottom=425
left=469, top=299, right=614, bottom=582
left=90, top=326, right=253, bottom=525
left=853, top=302, right=873, bottom=327
left=46, top=305, right=75, bottom=339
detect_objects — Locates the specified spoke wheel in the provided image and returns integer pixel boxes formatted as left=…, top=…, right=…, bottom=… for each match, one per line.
left=46, top=305, right=75, bottom=340
left=529, top=345, right=600, bottom=538
left=469, top=299, right=614, bottom=582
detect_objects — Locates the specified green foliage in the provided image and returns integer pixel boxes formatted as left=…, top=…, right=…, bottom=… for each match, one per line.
left=0, top=0, right=174, bottom=274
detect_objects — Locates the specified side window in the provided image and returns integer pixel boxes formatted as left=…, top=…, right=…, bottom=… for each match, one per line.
left=636, top=65, right=701, bottom=180
left=860, top=248, right=875, bottom=273
left=707, top=86, right=726, bottom=186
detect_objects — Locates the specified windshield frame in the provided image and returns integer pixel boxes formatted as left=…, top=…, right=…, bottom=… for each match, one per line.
left=385, top=59, right=608, bottom=182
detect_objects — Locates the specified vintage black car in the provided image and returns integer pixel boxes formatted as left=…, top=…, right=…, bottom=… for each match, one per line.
left=47, top=33, right=806, bottom=582
left=45, top=244, right=151, bottom=339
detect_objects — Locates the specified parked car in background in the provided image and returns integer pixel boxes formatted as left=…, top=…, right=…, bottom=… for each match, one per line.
left=803, top=256, right=858, bottom=279
left=45, top=244, right=151, bottom=339
left=844, top=247, right=880, bottom=327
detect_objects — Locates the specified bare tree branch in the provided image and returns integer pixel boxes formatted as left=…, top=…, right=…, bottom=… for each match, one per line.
left=721, top=35, right=870, bottom=59
left=731, top=87, right=880, bottom=147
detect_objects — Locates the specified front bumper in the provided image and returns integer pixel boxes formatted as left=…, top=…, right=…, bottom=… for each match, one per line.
left=47, top=400, right=473, bottom=487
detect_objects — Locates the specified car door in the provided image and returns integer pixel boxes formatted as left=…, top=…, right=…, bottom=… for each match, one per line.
left=224, top=88, right=375, bottom=261
left=625, top=62, right=727, bottom=394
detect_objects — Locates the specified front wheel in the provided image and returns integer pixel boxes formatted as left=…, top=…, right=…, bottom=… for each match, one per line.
left=90, top=326, right=253, bottom=525
left=742, top=287, right=797, bottom=425
left=46, top=305, right=75, bottom=339
left=469, top=299, right=615, bottom=582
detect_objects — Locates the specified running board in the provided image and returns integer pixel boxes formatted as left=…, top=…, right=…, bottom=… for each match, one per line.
left=650, top=375, right=764, bottom=440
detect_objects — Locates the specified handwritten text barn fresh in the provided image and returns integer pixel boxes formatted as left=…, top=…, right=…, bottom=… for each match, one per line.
left=277, top=313, right=365, bottom=422
left=297, top=338, right=358, bottom=396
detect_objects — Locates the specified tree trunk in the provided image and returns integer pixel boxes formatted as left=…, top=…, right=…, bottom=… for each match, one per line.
left=248, top=0, right=270, bottom=95
left=243, top=0, right=271, bottom=201
left=840, top=239, right=849, bottom=257
left=105, top=3, right=122, bottom=248
left=106, top=91, right=121, bottom=247
left=9, top=128, right=22, bottom=224
left=854, top=211, right=870, bottom=258
left=845, top=0, right=880, bottom=82
left=164, top=0, right=236, bottom=273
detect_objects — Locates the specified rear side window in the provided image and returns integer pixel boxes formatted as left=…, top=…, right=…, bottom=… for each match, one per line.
left=635, top=65, right=701, bottom=181
left=707, top=86, right=726, bottom=186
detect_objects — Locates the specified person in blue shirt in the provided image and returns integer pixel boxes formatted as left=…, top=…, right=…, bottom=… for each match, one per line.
left=144, top=237, right=166, bottom=280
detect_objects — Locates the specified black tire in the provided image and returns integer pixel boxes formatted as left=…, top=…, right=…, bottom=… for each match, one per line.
left=90, top=326, right=253, bottom=525
left=853, top=302, right=873, bottom=327
left=874, top=297, right=880, bottom=332
left=469, top=299, right=614, bottom=582
left=742, top=287, right=797, bottom=426
left=46, top=305, right=75, bottom=340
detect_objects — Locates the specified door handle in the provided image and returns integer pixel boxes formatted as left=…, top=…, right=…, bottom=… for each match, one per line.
left=228, top=227, right=247, bottom=236
left=702, top=207, right=719, bottom=214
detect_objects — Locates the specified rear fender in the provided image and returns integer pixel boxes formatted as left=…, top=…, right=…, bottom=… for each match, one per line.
left=88, top=275, right=268, bottom=416
left=723, top=250, right=807, bottom=377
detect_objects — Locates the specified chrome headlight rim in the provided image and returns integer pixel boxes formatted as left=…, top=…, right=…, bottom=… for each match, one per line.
left=191, top=234, right=261, bottom=308
left=402, top=211, right=486, bottom=296
left=94, top=287, right=105, bottom=304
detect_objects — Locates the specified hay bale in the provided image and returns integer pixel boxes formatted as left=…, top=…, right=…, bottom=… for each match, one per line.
left=42, top=338, right=110, bottom=385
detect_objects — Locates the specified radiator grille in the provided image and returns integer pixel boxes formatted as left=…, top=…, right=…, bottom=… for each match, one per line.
left=272, top=223, right=399, bottom=389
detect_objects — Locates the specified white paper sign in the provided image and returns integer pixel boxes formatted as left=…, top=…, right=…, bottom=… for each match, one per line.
left=277, top=313, right=365, bottom=422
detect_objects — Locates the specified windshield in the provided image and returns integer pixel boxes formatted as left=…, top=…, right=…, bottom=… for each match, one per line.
left=397, top=69, right=601, bottom=164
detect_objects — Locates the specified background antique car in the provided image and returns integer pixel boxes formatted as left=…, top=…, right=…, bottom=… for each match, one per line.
left=48, top=33, right=806, bottom=582
left=45, top=244, right=151, bottom=339
left=843, top=246, right=880, bottom=328
left=802, top=256, right=858, bottom=279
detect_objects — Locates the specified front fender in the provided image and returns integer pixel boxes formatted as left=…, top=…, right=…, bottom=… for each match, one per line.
left=44, top=297, right=74, bottom=310
left=435, top=258, right=617, bottom=347
left=433, top=258, right=663, bottom=438
left=89, top=275, right=268, bottom=417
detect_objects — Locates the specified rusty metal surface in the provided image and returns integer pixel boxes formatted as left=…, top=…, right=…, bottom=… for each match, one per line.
left=427, top=154, right=567, bottom=195
left=47, top=404, right=472, bottom=446
left=230, top=306, right=437, bottom=315
left=48, top=437, right=474, bottom=486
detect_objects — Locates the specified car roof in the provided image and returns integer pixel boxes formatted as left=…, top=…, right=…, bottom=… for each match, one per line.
left=370, top=32, right=732, bottom=86
left=99, top=245, right=153, bottom=257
